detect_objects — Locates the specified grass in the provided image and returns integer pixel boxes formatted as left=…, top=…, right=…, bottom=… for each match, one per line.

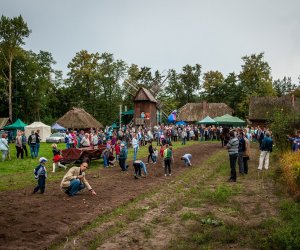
left=0, top=139, right=203, bottom=191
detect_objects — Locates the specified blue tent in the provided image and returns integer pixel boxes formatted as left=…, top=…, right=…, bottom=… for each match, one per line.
left=175, top=121, right=187, bottom=125
left=51, top=123, right=66, bottom=131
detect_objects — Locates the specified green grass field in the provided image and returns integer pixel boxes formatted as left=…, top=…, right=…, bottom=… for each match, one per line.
left=0, top=140, right=208, bottom=191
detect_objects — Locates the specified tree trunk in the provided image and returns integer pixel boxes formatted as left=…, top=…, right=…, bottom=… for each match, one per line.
left=8, top=54, right=13, bottom=121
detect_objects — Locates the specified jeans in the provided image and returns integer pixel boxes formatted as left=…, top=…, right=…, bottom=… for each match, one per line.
left=229, top=153, right=238, bottom=181
left=140, top=162, right=147, bottom=176
left=33, top=175, right=46, bottom=194
left=183, top=159, right=190, bottom=167
left=30, top=144, right=37, bottom=158
left=238, top=152, right=244, bottom=174
left=22, top=144, right=28, bottom=157
left=36, top=143, right=40, bottom=157
left=133, top=147, right=138, bottom=161
left=68, top=179, right=85, bottom=196
left=103, top=156, right=108, bottom=168
left=1, top=150, right=8, bottom=161
left=16, top=146, right=24, bottom=159
left=147, top=153, right=155, bottom=163
left=181, top=137, right=186, bottom=145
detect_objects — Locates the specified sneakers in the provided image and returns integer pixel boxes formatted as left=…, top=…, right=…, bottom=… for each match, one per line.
left=153, top=162, right=157, bottom=164
left=169, top=174, right=171, bottom=176
left=164, top=174, right=167, bottom=177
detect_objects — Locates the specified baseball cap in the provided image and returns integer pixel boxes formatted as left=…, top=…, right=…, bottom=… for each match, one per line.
left=39, top=157, right=48, bottom=163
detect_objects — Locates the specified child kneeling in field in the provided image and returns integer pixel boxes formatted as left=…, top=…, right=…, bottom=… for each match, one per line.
left=133, top=160, right=147, bottom=179
left=33, top=157, right=48, bottom=194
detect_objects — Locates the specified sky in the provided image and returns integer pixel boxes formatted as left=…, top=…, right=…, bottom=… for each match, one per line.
left=1, top=0, right=300, bottom=82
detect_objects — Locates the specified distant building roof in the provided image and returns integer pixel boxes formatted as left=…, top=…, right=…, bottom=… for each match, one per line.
left=134, top=87, right=157, bottom=103
left=249, top=95, right=300, bottom=121
left=0, top=118, right=11, bottom=129
left=178, top=102, right=233, bottom=122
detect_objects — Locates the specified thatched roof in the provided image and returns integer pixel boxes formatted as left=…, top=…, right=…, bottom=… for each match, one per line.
left=248, top=95, right=300, bottom=120
left=134, top=87, right=157, bottom=103
left=0, top=118, right=11, bottom=129
left=56, top=108, right=103, bottom=129
left=178, top=102, right=233, bottom=122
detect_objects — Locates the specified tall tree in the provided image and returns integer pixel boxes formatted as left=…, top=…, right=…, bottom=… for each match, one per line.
left=0, top=15, right=31, bottom=120
left=179, top=64, right=202, bottom=104
left=273, top=76, right=298, bottom=97
left=238, top=52, right=275, bottom=117
left=202, top=70, right=224, bottom=102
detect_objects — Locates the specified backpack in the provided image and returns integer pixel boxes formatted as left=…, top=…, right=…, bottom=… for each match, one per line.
left=64, top=136, right=68, bottom=143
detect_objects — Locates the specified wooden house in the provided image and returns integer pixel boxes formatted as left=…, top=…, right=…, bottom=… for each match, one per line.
left=133, top=87, right=160, bottom=127
left=178, top=101, right=233, bottom=123
left=248, top=95, right=300, bottom=127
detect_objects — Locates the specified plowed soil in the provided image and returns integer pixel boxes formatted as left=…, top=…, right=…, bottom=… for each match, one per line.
left=0, top=142, right=221, bottom=250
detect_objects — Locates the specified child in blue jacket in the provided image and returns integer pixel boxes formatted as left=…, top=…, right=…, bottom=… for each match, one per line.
left=33, top=157, right=48, bottom=194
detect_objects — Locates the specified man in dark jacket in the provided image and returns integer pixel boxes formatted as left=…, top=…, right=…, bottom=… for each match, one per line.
left=258, top=131, right=273, bottom=171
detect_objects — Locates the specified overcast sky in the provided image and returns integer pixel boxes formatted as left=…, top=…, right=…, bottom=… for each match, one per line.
left=2, top=0, right=300, bottom=82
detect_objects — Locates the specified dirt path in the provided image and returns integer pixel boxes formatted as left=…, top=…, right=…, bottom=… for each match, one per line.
left=0, top=142, right=221, bottom=250
left=59, top=145, right=281, bottom=250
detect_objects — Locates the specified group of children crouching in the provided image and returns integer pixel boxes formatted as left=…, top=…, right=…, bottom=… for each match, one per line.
left=32, top=139, right=193, bottom=194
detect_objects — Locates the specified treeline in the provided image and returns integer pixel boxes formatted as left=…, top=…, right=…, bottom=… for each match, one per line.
left=0, top=15, right=299, bottom=126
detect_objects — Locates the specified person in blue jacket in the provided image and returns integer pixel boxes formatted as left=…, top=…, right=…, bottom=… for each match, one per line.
left=33, top=157, right=48, bottom=194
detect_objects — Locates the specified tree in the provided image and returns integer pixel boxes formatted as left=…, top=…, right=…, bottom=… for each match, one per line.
left=202, top=70, right=225, bottom=102
left=0, top=15, right=31, bottom=120
left=273, top=76, right=298, bottom=97
left=238, top=52, right=275, bottom=117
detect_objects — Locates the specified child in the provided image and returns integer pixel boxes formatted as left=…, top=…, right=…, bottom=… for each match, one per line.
left=133, top=160, right=147, bottom=178
left=51, top=144, right=66, bottom=172
left=115, top=140, right=120, bottom=161
left=164, top=145, right=173, bottom=177
left=33, top=157, right=48, bottom=194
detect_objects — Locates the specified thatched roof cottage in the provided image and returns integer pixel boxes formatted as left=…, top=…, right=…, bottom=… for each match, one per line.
left=56, top=108, right=103, bottom=129
left=177, top=101, right=233, bottom=123
left=248, top=95, right=300, bottom=126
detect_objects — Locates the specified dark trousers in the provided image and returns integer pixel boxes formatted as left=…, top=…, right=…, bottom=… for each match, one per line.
left=22, top=145, right=28, bottom=157
left=119, top=158, right=126, bottom=171
left=133, top=163, right=141, bottom=177
left=164, top=158, right=171, bottom=175
left=229, top=154, right=238, bottom=181
left=16, top=146, right=24, bottom=159
left=33, top=175, right=46, bottom=194
left=147, top=153, right=154, bottom=163
left=243, top=157, right=249, bottom=174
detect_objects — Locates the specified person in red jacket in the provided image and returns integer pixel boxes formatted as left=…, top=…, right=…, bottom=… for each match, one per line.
left=115, top=140, right=121, bottom=161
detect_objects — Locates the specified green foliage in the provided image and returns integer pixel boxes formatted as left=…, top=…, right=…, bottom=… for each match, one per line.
left=269, top=108, right=295, bottom=152
left=273, top=76, right=298, bottom=97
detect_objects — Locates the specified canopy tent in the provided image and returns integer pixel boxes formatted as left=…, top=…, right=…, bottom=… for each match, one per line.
left=3, top=118, right=28, bottom=131
left=51, top=123, right=66, bottom=131
left=121, top=109, right=134, bottom=116
left=196, top=116, right=216, bottom=125
left=175, top=120, right=187, bottom=125
left=214, top=114, right=246, bottom=126
left=25, top=121, right=51, bottom=142
left=110, top=122, right=119, bottom=129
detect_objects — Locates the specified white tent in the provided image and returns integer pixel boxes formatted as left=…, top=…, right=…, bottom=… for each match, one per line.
left=25, top=122, right=51, bottom=142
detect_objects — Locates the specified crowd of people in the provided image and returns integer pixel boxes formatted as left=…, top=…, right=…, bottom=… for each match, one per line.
left=2, top=123, right=300, bottom=198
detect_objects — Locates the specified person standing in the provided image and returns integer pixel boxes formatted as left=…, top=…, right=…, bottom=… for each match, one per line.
left=164, top=144, right=173, bottom=176
left=33, top=157, right=48, bottom=194
left=258, top=131, right=273, bottom=171
left=243, top=132, right=250, bottom=174
left=119, top=143, right=127, bottom=171
left=147, top=140, right=156, bottom=164
left=28, top=130, right=37, bottom=158
left=0, top=133, right=9, bottom=162
left=132, top=133, right=139, bottom=161
left=21, top=131, right=28, bottom=157
left=227, top=131, right=239, bottom=182
left=15, top=131, right=24, bottom=159
left=238, top=131, right=246, bottom=174
left=61, top=162, right=97, bottom=197
left=35, top=130, right=41, bottom=157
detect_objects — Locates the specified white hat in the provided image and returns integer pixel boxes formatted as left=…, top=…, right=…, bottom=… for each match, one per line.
left=39, top=157, right=48, bottom=163
left=120, top=143, right=125, bottom=146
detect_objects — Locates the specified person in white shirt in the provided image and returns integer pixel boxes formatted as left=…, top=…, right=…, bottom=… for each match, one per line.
left=181, top=153, right=192, bottom=167
left=132, top=133, right=139, bottom=161
left=80, top=133, right=91, bottom=147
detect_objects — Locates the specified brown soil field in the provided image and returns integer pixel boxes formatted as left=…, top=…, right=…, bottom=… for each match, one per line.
left=0, top=142, right=221, bottom=250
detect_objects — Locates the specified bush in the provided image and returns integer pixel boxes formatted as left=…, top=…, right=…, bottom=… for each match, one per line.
left=281, top=151, right=300, bottom=197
